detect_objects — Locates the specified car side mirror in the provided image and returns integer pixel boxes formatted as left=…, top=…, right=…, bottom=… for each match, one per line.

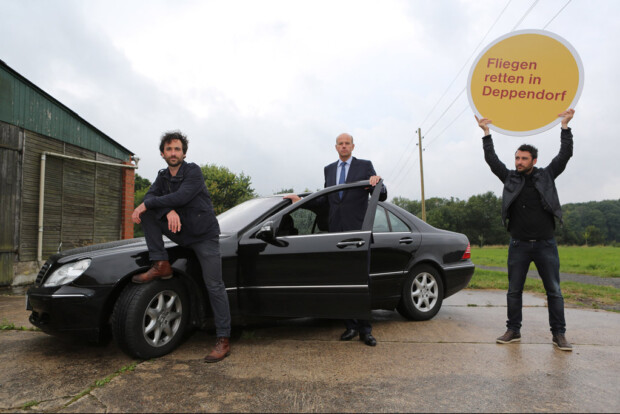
left=255, top=220, right=288, bottom=247
left=256, top=221, right=276, bottom=242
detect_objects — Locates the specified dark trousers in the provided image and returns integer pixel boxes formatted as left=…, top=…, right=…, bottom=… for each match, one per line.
left=345, top=319, right=372, bottom=335
left=141, top=210, right=231, bottom=337
left=506, top=238, right=566, bottom=335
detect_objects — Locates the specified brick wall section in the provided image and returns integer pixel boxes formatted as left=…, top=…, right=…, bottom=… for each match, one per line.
left=120, top=160, right=136, bottom=239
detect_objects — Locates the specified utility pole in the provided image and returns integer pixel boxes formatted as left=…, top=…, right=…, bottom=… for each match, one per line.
left=417, top=128, right=426, bottom=222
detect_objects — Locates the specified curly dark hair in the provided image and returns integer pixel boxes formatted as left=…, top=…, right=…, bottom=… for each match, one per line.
left=516, top=144, right=538, bottom=160
left=159, top=130, right=189, bottom=154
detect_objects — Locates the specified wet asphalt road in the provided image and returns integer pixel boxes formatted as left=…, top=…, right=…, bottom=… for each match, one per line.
left=1, top=289, right=619, bottom=412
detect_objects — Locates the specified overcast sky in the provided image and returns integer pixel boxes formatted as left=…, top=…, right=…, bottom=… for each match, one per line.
left=2, top=0, right=618, bottom=204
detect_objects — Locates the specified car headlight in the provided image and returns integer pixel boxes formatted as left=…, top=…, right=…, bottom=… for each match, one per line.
left=43, top=259, right=92, bottom=287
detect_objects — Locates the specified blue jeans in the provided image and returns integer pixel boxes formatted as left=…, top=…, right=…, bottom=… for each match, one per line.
left=506, top=238, right=566, bottom=334
left=141, top=210, right=231, bottom=338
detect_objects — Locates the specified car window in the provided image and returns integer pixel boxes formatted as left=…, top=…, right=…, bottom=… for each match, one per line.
left=372, top=205, right=411, bottom=233
left=218, top=197, right=285, bottom=233
left=277, top=187, right=372, bottom=236
left=373, top=206, right=390, bottom=233
left=288, top=208, right=318, bottom=235
left=278, top=201, right=328, bottom=236
left=388, top=210, right=410, bottom=232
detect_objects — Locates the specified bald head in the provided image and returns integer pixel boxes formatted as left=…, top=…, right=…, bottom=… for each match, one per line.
left=335, top=133, right=354, bottom=144
left=335, top=133, right=355, bottom=161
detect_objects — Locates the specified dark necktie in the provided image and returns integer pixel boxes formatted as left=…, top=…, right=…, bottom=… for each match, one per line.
left=338, top=161, right=347, bottom=199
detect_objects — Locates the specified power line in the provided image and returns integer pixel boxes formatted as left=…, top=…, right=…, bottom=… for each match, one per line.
left=511, top=0, right=540, bottom=30
left=392, top=87, right=466, bottom=187
left=392, top=0, right=574, bottom=198
left=391, top=152, right=420, bottom=193
left=391, top=105, right=468, bottom=195
left=424, top=88, right=465, bottom=137
left=387, top=131, right=416, bottom=182
left=388, top=0, right=514, bottom=185
left=389, top=140, right=419, bottom=188
left=422, top=0, right=543, bottom=142
left=543, top=0, right=572, bottom=29
left=424, top=104, right=470, bottom=150
left=424, top=0, right=573, bottom=151
left=419, top=0, right=514, bottom=133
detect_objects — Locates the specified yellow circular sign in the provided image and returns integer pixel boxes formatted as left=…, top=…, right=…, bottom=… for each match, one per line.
left=467, top=30, right=583, bottom=136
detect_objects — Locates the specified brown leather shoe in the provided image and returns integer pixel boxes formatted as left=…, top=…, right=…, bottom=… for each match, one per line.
left=496, top=330, right=521, bottom=344
left=204, top=337, right=231, bottom=363
left=552, top=334, right=573, bottom=351
left=131, top=261, right=173, bottom=284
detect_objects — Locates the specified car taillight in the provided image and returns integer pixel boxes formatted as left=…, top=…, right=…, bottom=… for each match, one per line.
left=461, top=242, right=471, bottom=260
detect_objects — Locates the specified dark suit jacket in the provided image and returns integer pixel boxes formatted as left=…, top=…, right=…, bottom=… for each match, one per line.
left=323, top=157, right=387, bottom=232
left=144, top=161, right=220, bottom=244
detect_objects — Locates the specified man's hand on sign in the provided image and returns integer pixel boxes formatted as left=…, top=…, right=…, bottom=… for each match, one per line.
left=475, top=115, right=492, bottom=136
left=559, top=108, right=575, bottom=129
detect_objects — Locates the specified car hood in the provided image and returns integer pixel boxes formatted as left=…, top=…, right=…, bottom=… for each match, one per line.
left=50, top=234, right=236, bottom=264
left=49, top=238, right=150, bottom=264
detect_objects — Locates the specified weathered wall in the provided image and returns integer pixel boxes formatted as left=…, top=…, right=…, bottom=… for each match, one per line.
left=19, top=129, right=124, bottom=261
left=0, top=123, right=23, bottom=285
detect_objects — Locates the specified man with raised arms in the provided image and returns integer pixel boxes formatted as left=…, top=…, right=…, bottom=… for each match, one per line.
left=476, top=109, right=575, bottom=351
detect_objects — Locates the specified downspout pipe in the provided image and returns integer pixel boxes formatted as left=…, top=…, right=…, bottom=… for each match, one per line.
left=37, top=152, right=138, bottom=262
left=37, top=154, right=47, bottom=263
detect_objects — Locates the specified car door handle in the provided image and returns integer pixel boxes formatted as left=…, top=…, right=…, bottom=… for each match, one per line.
left=399, top=237, right=414, bottom=244
left=337, top=240, right=365, bottom=248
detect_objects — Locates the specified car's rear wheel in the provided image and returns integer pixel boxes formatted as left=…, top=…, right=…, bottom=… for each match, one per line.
left=112, top=278, right=189, bottom=359
left=397, top=265, right=444, bottom=321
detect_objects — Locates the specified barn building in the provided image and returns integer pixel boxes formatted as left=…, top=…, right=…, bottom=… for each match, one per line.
left=0, top=60, right=137, bottom=286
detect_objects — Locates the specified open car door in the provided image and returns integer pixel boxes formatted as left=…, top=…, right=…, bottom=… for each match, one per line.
left=237, top=181, right=384, bottom=319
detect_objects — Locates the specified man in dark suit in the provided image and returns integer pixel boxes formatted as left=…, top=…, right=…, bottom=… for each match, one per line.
left=286, top=132, right=387, bottom=346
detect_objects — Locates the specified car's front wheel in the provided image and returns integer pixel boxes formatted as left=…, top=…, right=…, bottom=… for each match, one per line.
left=112, top=278, right=190, bottom=359
left=397, top=265, right=444, bottom=321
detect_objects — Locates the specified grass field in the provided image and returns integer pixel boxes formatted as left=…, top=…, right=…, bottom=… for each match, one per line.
left=468, top=245, right=620, bottom=312
left=468, top=269, right=620, bottom=312
left=471, top=245, right=620, bottom=277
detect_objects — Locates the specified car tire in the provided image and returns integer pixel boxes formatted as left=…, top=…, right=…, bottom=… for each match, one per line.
left=397, top=265, right=444, bottom=321
left=112, top=278, right=190, bottom=359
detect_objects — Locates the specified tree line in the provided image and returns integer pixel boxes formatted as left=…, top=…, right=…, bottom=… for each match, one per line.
left=134, top=168, right=619, bottom=246
left=392, top=193, right=620, bottom=247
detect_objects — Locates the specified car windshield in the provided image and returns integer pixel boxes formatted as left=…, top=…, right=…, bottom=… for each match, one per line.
left=217, top=197, right=287, bottom=233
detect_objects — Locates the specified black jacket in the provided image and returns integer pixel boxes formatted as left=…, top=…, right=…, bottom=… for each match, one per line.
left=483, top=128, right=573, bottom=228
left=323, top=157, right=387, bottom=232
left=144, top=161, right=220, bottom=244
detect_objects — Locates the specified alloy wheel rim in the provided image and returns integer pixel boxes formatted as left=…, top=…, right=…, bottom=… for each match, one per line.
left=410, top=272, right=438, bottom=312
left=142, top=290, right=183, bottom=347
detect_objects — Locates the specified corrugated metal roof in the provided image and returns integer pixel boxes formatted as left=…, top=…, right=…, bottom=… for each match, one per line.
left=0, top=60, right=133, bottom=160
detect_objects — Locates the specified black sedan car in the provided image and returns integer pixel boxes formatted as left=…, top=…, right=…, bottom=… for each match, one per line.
left=27, top=181, right=474, bottom=358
